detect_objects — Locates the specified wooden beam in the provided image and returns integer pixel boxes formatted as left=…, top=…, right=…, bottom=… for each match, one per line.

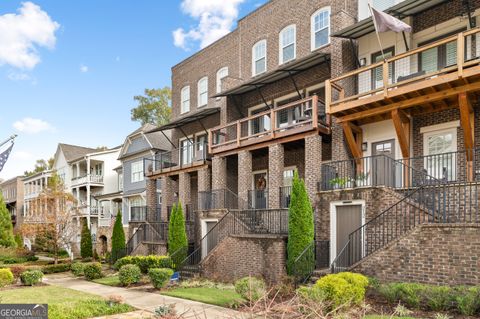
left=459, top=92, right=475, bottom=181
left=342, top=122, right=362, bottom=159
left=392, top=109, right=410, bottom=158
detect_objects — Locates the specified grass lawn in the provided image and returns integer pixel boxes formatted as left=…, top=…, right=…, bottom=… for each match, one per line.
left=0, top=286, right=134, bottom=319
left=364, top=316, right=421, bottom=319
left=93, top=275, right=122, bottom=287
left=161, top=287, right=244, bottom=308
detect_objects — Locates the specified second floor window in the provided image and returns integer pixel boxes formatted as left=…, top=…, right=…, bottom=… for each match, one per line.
left=280, top=25, right=296, bottom=64
left=311, top=7, right=330, bottom=50
left=197, top=77, right=208, bottom=107
left=216, top=67, right=229, bottom=94
left=181, top=86, right=190, bottom=113
left=252, top=40, right=267, bottom=76
left=131, top=160, right=144, bottom=183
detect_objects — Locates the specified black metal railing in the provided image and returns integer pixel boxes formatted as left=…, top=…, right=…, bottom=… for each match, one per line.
left=198, top=188, right=251, bottom=210
left=280, top=186, right=292, bottom=208
left=292, top=240, right=330, bottom=284
left=130, top=206, right=147, bottom=222
left=248, top=189, right=268, bottom=209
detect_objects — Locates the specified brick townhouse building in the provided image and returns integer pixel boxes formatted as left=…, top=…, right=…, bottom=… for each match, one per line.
left=131, top=0, right=480, bottom=285
left=0, top=176, right=24, bottom=233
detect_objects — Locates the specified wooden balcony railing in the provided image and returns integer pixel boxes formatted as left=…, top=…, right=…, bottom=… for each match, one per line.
left=209, top=95, right=329, bottom=154
left=326, top=28, right=480, bottom=120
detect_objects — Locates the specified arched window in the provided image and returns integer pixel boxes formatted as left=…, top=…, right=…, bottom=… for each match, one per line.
left=216, top=67, right=229, bottom=94
left=311, top=7, right=330, bottom=51
left=181, top=86, right=190, bottom=114
left=252, top=40, right=267, bottom=76
left=197, top=77, right=208, bottom=107
left=279, top=25, right=296, bottom=64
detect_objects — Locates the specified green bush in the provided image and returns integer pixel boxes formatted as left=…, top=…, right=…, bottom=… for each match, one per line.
left=14, top=233, right=23, bottom=248
left=119, top=264, right=141, bottom=286
left=0, top=268, right=14, bottom=287
left=71, top=262, right=85, bottom=276
left=84, top=262, right=103, bottom=280
left=379, top=282, right=426, bottom=308
left=423, top=286, right=454, bottom=311
left=114, top=255, right=172, bottom=273
left=455, top=286, right=480, bottom=316
left=80, top=219, right=93, bottom=259
left=234, top=277, right=266, bottom=302
left=20, top=270, right=43, bottom=286
left=41, top=263, right=71, bottom=274
left=168, top=202, right=188, bottom=269
left=0, top=195, right=16, bottom=248
left=148, top=268, right=173, bottom=289
left=110, top=210, right=126, bottom=263
left=315, top=273, right=366, bottom=310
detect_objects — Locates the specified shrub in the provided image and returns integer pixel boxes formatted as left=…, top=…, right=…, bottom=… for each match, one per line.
left=0, top=195, right=16, bottom=248
left=234, top=277, right=266, bottom=303
left=71, top=262, right=85, bottom=276
left=423, top=286, right=454, bottom=311
left=14, top=233, right=23, bottom=248
left=84, top=262, right=103, bottom=280
left=315, top=274, right=365, bottom=311
left=168, top=202, right=188, bottom=269
left=114, top=255, right=172, bottom=273
left=8, top=265, right=27, bottom=278
left=148, top=268, right=173, bottom=289
left=80, top=219, right=93, bottom=259
left=119, top=264, right=141, bottom=286
left=297, top=285, right=326, bottom=303
left=0, top=269, right=14, bottom=287
left=111, top=210, right=126, bottom=263
left=455, top=286, right=480, bottom=316
left=41, top=263, right=71, bottom=274
left=378, top=282, right=426, bottom=308
left=287, top=171, right=314, bottom=275
left=20, top=270, right=43, bottom=286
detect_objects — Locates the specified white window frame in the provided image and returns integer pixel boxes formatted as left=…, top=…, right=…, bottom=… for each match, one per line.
left=279, top=25, right=296, bottom=64
left=422, top=123, right=458, bottom=181
left=283, top=166, right=296, bottom=187
left=252, top=39, right=267, bottom=76
left=216, top=67, right=229, bottom=94
left=311, top=7, right=331, bottom=51
left=131, top=160, right=144, bottom=183
left=179, top=137, right=194, bottom=166
left=197, top=77, right=208, bottom=107
left=181, top=86, right=190, bottom=114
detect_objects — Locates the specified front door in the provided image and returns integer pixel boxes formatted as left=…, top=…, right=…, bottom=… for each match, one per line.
left=202, top=220, right=218, bottom=258
left=335, top=204, right=363, bottom=265
left=372, top=140, right=396, bottom=187
left=252, top=171, right=268, bottom=209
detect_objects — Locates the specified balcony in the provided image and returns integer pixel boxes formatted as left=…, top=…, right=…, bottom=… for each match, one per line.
left=144, top=141, right=210, bottom=177
left=71, top=174, right=104, bottom=187
left=248, top=189, right=268, bottom=209
left=209, top=95, right=329, bottom=155
left=326, top=28, right=480, bottom=123
left=130, top=206, right=147, bottom=222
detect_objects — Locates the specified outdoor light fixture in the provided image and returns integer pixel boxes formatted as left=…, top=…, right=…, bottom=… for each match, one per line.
left=359, top=58, right=367, bottom=66
left=362, top=142, right=368, bottom=152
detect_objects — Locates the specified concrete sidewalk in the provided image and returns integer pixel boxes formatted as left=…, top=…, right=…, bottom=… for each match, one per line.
left=46, top=274, right=251, bottom=319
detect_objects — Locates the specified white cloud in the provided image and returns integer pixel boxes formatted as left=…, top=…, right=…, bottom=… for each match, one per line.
left=0, top=2, right=60, bottom=69
left=173, top=0, right=245, bottom=50
left=13, top=117, right=54, bottom=134
left=115, top=56, right=120, bottom=62
left=11, top=150, right=33, bottom=160
left=7, top=71, right=31, bottom=81
left=80, top=64, right=88, bottom=73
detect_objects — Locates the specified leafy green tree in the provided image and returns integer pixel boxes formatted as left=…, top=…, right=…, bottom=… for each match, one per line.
left=131, top=87, right=172, bottom=126
left=168, top=203, right=188, bottom=269
left=0, top=195, right=16, bottom=248
left=14, top=233, right=23, bottom=248
left=23, top=158, right=54, bottom=177
left=80, top=219, right=93, bottom=259
left=287, top=171, right=314, bottom=275
left=111, top=210, right=126, bottom=261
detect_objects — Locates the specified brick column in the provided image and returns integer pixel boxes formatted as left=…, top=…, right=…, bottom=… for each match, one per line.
left=268, top=144, right=284, bottom=209
left=161, top=176, right=175, bottom=221
left=146, top=178, right=157, bottom=221
left=238, top=150, right=252, bottom=207
left=212, top=156, right=227, bottom=190
left=305, top=135, right=322, bottom=204
left=198, top=167, right=211, bottom=192
left=178, top=172, right=191, bottom=210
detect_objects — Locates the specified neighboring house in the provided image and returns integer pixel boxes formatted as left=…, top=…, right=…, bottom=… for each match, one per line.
left=0, top=176, right=24, bottom=232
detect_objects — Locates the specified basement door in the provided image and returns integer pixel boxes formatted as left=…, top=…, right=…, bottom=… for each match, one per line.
left=372, top=139, right=396, bottom=187
left=201, top=219, right=218, bottom=258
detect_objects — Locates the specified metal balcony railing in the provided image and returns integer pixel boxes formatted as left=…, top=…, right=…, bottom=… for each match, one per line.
left=248, top=189, right=268, bottom=209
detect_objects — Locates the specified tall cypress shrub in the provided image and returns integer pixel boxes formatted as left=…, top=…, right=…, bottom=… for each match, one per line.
left=111, top=210, right=126, bottom=261
left=80, top=219, right=93, bottom=259
left=287, top=171, right=314, bottom=275
left=168, top=202, right=188, bottom=268
left=0, top=194, right=16, bottom=248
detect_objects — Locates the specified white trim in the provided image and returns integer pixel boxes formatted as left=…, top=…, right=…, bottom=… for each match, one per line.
left=329, top=200, right=366, bottom=265
left=420, top=120, right=460, bottom=134
left=197, top=77, right=208, bottom=108
left=181, top=86, right=190, bottom=114
left=279, top=24, right=296, bottom=65
left=311, top=6, right=331, bottom=51
left=216, top=67, right=229, bottom=94
left=252, top=39, right=267, bottom=77
left=201, top=219, right=218, bottom=258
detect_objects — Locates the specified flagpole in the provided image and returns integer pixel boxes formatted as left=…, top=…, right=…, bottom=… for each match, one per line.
left=0, top=135, right=16, bottom=148
left=368, top=2, right=386, bottom=60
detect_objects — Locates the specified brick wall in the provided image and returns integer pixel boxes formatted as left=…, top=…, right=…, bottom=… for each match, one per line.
left=201, top=234, right=287, bottom=283
left=352, top=224, right=480, bottom=286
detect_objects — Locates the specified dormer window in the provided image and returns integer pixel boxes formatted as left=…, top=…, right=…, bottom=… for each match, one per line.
left=252, top=40, right=267, bottom=76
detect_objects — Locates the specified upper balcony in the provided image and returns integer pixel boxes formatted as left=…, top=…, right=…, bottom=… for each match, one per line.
left=209, top=95, right=330, bottom=155
left=71, top=174, right=104, bottom=187
left=326, top=28, right=480, bottom=123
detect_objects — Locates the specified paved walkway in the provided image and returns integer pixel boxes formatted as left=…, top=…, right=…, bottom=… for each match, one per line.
left=45, top=274, right=251, bottom=319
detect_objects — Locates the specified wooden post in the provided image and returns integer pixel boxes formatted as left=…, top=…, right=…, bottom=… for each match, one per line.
left=312, top=95, right=319, bottom=128
left=459, top=92, right=474, bottom=181
left=271, top=108, right=276, bottom=139
left=236, top=120, right=241, bottom=147
left=383, top=61, right=389, bottom=97
left=325, top=80, right=331, bottom=115
left=208, top=129, right=213, bottom=155
left=457, top=32, right=464, bottom=78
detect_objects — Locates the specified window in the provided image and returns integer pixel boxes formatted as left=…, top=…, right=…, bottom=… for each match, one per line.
left=418, top=29, right=464, bottom=74
left=283, top=168, right=295, bottom=187
left=94, top=163, right=103, bottom=176
left=252, top=40, right=267, bottom=76
left=180, top=139, right=194, bottom=165
left=197, top=77, right=208, bottom=107
left=423, top=125, right=458, bottom=181
left=181, top=86, right=190, bottom=113
left=371, top=47, right=395, bottom=90
left=216, top=67, right=229, bottom=94
left=196, top=134, right=207, bottom=160
left=311, top=7, right=330, bottom=50
left=279, top=25, right=296, bottom=64
left=131, top=160, right=144, bottom=183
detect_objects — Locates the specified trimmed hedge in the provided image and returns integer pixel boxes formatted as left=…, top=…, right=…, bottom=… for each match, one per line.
left=41, top=263, right=71, bottom=274
left=84, top=262, right=103, bottom=280
left=119, top=264, right=141, bottom=286
left=234, top=277, right=266, bottom=302
left=148, top=268, right=173, bottom=289
left=71, top=262, right=85, bottom=276
left=20, top=270, right=43, bottom=286
left=114, top=255, right=172, bottom=274
left=0, top=269, right=14, bottom=287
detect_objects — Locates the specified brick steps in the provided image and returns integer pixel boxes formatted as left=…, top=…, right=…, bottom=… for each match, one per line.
left=309, top=268, right=330, bottom=284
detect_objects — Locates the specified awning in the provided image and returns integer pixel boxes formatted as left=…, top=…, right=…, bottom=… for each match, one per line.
left=213, top=51, right=330, bottom=97
left=148, top=107, right=220, bottom=132
left=332, top=0, right=449, bottom=39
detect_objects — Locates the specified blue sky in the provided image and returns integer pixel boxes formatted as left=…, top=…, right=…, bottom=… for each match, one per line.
left=0, top=0, right=266, bottom=179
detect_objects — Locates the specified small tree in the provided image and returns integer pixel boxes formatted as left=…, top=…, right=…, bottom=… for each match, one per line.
left=287, top=171, right=314, bottom=275
left=0, top=194, right=16, bottom=248
left=111, top=210, right=126, bottom=262
left=168, top=202, right=188, bottom=268
left=80, top=219, right=93, bottom=259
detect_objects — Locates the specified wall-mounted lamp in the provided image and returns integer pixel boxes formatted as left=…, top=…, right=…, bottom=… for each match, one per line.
left=361, top=142, right=368, bottom=152
left=359, top=58, right=367, bottom=67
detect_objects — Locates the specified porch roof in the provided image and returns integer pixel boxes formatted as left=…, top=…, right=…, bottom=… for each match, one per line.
left=148, top=107, right=220, bottom=132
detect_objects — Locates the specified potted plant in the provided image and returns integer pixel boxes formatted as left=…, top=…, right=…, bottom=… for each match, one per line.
left=328, top=177, right=351, bottom=189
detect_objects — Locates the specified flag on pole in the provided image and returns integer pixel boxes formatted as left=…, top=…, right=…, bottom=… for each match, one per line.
left=371, top=7, right=412, bottom=33
left=0, top=142, right=13, bottom=173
